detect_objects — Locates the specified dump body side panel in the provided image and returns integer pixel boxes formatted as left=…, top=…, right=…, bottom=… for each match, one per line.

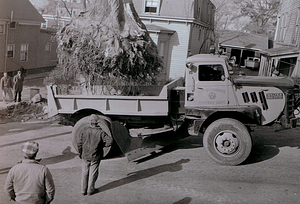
left=47, top=78, right=184, bottom=118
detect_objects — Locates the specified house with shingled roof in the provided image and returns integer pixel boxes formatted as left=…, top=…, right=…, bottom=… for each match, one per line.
left=259, top=0, right=300, bottom=77
left=0, top=0, right=57, bottom=74
left=132, top=0, right=215, bottom=79
left=217, top=30, right=269, bottom=67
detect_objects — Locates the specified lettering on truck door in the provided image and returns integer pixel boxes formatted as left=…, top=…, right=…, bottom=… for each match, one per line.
left=186, top=64, right=229, bottom=107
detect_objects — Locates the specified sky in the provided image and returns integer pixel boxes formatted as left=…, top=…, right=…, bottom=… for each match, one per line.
left=29, top=0, right=48, bottom=8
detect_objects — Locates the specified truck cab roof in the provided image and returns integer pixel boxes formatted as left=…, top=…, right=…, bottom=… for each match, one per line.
left=186, top=54, right=228, bottom=64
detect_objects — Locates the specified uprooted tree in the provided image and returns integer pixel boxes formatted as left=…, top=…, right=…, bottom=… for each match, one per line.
left=45, top=0, right=164, bottom=95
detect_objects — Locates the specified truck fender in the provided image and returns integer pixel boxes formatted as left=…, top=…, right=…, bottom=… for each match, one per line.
left=187, top=105, right=262, bottom=134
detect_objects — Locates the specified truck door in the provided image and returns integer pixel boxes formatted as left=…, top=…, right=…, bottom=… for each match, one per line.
left=186, top=64, right=229, bottom=107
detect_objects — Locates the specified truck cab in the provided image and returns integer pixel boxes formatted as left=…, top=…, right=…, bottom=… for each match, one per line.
left=183, top=54, right=297, bottom=129
left=180, top=54, right=298, bottom=165
left=185, top=54, right=233, bottom=108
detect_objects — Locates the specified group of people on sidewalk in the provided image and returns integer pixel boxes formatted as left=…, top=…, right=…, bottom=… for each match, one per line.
left=0, top=69, right=24, bottom=104
left=4, top=114, right=112, bottom=203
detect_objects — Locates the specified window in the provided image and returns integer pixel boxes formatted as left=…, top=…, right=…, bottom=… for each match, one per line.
left=292, top=8, right=300, bottom=43
left=144, top=0, right=159, bottom=14
left=159, top=42, right=165, bottom=58
left=10, top=22, right=16, bottom=29
left=41, top=20, right=48, bottom=29
left=275, top=16, right=281, bottom=41
left=282, top=12, right=288, bottom=42
left=20, top=44, right=28, bottom=61
left=279, top=13, right=288, bottom=42
left=197, top=7, right=201, bottom=19
left=198, top=28, right=202, bottom=40
left=0, top=24, right=4, bottom=34
left=198, top=64, right=224, bottom=81
left=7, top=44, right=15, bottom=58
left=45, top=42, right=51, bottom=52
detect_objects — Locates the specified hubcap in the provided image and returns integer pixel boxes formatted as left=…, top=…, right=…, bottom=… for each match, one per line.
left=215, top=132, right=239, bottom=154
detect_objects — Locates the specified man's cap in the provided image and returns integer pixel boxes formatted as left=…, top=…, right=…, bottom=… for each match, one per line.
left=22, top=141, right=39, bottom=156
left=89, top=114, right=99, bottom=124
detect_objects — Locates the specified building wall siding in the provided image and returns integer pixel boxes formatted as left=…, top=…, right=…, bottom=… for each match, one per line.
left=0, top=23, right=6, bottom=72
left=189, top=25, right=213, bottom=55
left=133, top=0, right=215, bottom=25
left=133, top=0, right=215, bottom=80
left=133, top=0, right=194, bottom=19
left=0, top=23, right=57, bottom=72
left=274, top=0, right=300, bottom=48
left=144, top=20, right=190, bottom=79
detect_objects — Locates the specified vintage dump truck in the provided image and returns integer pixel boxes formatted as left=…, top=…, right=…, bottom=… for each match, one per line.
left=47, top=54, right=300, bottom=165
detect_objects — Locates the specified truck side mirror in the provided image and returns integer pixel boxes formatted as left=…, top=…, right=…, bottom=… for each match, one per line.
left=186, top=62, right=197, bottom=73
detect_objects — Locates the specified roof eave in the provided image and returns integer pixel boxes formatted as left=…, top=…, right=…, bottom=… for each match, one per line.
left=0, top=18, right=44, bottom=25
left=220, top=44, right=263, bottom=51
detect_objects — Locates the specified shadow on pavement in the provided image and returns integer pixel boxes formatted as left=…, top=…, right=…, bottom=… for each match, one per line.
left=0, top=167, right=12, bottom=175
left=95, top=158, right=190, bottom=194
left=243, top=145, right=280, bottom=165
left=0, top=146, right=77, bottom=174
left=173, top=197, right=192, bottom=204
left=133, top=136, right=202, bottom=164
left=241, top=130, right=280, bottom=165
left=0, top=122, right=64, bottom=137
left=0, top=131, right=71, bottom=148
left=40, top=146, right=78, bottom=166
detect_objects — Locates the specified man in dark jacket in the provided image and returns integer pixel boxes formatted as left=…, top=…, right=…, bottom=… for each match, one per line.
left=77, top=114, right=113, bottom=196
left=13, top=70, right=24, bottom=102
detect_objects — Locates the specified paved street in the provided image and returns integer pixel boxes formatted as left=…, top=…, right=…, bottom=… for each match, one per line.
left=0, top=121, right=299, bottom=204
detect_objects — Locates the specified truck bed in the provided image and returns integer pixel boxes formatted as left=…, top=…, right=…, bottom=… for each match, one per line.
left=47, top=78, right=184, bottom=118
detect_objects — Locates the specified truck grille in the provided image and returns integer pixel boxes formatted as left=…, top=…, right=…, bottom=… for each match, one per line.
left=287, top=92, right=295, bottom=118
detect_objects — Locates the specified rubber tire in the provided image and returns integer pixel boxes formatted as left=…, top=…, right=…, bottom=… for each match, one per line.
left=203, top=118, right=252, bottom=166
left=72, top=115, right=112, bottom=158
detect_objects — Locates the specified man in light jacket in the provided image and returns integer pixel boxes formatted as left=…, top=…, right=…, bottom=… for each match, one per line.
left=4, top=141, right=55, bottom=204
left=0, top=72, right=13, bottom=103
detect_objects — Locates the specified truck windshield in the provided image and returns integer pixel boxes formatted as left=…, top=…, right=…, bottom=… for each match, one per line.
left=198, top=64, right=224, bottom=81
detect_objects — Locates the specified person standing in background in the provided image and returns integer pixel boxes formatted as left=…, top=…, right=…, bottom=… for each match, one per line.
left=13, top=70, right=24, bottom=102
left=0, top=72, right=13, bottom=103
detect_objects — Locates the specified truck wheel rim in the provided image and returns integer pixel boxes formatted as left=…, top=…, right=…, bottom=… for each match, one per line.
left=214, top=131, right=239, bottom=155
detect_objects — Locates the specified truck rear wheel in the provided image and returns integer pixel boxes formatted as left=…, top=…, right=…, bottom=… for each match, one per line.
left=72, top=115, right=113, bottom=158
left=203, top=118, right=252, bottom=166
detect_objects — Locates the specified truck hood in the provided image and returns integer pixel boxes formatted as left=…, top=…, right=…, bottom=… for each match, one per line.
left=233, top=76, right=295, bottom=88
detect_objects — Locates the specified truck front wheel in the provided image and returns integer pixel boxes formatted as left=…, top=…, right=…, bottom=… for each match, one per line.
left=203, top=118, right=252, bottom=166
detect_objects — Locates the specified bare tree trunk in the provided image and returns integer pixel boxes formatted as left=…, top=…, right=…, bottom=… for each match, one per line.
left=52, top=0, right=163, bottom=95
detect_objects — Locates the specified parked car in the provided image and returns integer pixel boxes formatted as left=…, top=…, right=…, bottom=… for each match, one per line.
left=245, top=57, right=260, bottom=70
left=228, top=56, right=237, bottom=67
